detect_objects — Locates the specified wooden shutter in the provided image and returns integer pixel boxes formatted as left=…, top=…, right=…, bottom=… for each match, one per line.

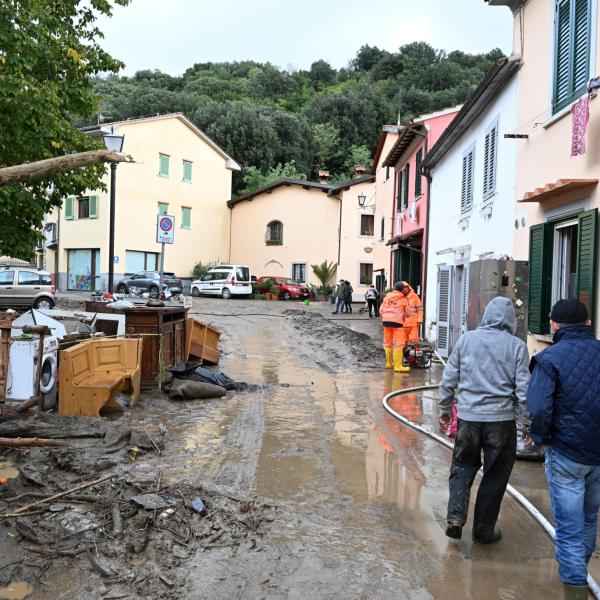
left=65, top=197, right=74, bottom=220
left=460, top=264, right=470, bottom=335
left=483, top=124, right=498, bottom=200
left=554, top=0, right=572, bottom=109
left=576, top=208, right=597, bottom=322
left=573, top=0, right=591, bottom=92
left=89, top=195, right=98, bottom=219
left=183, top=161, right=192, bottom=182
left=528, top=223, right=553, bottom=334
left=396, top=170, right=403, bottom=210
left=436, top=265, right=453, bottom=358
left=461, top=149, right=474, bottom=214
left=182, top=207, right=191, bottom=229
left=393, top=249, right=401, bottom=284
left=402, top=164, right=410, bottom=210
left=415, top=148, right=423, bottom=196
left=159, top=154, right=169, bottom=177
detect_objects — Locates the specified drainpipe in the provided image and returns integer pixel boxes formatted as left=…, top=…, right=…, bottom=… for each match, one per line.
left=334, top=194, right=343, bottom=266
left=56, top=205, right=61, bottom=291
left=423, top=164, right=431, bottom=330
left=228, top=207, right=232, bottom=263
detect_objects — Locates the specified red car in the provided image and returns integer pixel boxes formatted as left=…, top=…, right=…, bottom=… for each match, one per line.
left=256, top=276, right=310, bottom=300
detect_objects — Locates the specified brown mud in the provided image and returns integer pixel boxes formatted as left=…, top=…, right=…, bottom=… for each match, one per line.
left=0, top=298, right=597, bottom=598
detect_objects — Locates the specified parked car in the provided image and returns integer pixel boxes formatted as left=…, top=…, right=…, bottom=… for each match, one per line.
left=256, top=276, right=310, bottom=300
left=0, top=267, right=56, bottom=309
left=116, top=271, right=183, bottom=298
left=191, top=265, right=252, bottom=299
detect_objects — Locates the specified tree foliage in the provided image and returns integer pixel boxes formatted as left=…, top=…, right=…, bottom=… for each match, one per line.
left=311, top=261, right=337, bottom=288
left=92, top=41, right=503, bottom=197
left=239, top=161, right=306, bottom=196
left=0, top=0, right=129, bottom=258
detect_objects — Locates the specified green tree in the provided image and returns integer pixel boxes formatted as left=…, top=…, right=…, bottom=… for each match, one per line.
left=0, top=0, right=129, bottom=258
left=239, top=161, right=306, bottom=195
left=311, top=123, right=341, bottom=172
left=311, top=261, right=337, bottom=288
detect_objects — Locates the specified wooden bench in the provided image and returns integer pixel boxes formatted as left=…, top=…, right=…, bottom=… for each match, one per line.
left=59, top=337, right=143, bottom=417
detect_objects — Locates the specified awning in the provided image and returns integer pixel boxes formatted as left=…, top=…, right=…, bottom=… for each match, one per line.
left=386, top=228, right=424, bottom=246
left=519, top=178, right=598, bottom=203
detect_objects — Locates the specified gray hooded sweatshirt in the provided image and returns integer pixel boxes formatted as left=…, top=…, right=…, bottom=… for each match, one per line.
left=439, top=296, right=530, bottom=423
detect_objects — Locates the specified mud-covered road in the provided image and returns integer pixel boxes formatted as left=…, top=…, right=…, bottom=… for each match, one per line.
left=6, top=297, right=600, bottom=599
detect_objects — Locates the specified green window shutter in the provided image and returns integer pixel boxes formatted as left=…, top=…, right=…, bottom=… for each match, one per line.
left=159, top=154, right=170, bottom=177
left=572, top=0, right=591, bottom=92
left=415, top=149, right=423, bottom=196
left=554, top=0, right=572, bottom=110
left=402, top=164, right=410, bottom=210
left=65, top=197, right=74, bottom=220
left=89, top=195, right=98, bottom=219
left=393, top=249, right=401, bottom=284
left=158, top=203, right=168, bottom=216
left=528, top=223, right=554, bottom=334
left=182, top=207, right=191, bottom=229
left=396, top=170, right=403, bottom=209
left=182, top=161, right=192, bottom=182
left=576, top=208, right=597, bottom=321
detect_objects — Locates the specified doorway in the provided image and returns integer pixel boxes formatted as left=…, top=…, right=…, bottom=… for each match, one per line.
left=67, top=249, right=100, bottom=291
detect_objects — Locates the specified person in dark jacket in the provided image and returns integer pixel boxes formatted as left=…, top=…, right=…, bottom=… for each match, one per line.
left=332, top=280, right=346, bottom=314
left=344, top=280, right=353, bottom=313
left=526, top=299, right=600, bottom=600
left=439, top=297, right=529, bottom=544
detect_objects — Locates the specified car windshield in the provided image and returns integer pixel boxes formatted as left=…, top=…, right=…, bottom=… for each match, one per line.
left=284, top=279, right=297, bottom=285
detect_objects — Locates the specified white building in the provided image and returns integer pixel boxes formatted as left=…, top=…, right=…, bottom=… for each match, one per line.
left=422, top=56, right=521, bottom=356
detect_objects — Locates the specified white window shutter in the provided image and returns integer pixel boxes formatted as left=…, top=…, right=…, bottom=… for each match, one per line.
left=436, top=265, right=453, bottom=358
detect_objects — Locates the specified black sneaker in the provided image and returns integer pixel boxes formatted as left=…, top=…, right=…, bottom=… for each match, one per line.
left=445, top=523, right=463, bottom=539
left=473, top=527, right=502, bottom=544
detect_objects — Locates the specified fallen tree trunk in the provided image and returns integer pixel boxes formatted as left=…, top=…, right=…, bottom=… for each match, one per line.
left=0, top=149, right=132, bottom=187
left=0, top=436, right=67, bottom=447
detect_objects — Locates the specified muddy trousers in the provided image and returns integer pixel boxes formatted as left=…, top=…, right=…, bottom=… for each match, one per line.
left=447, top=419, right=516, bottom=539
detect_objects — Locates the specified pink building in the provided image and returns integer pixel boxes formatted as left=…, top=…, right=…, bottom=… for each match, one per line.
left=382, top=107, right=461, bottom=306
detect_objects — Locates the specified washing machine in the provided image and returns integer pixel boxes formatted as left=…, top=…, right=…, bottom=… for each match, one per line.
left=6, top=335, right=58, bottom=410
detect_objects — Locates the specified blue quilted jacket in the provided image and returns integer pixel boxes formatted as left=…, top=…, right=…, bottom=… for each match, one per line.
left=527, top=325, right=600, bottom=465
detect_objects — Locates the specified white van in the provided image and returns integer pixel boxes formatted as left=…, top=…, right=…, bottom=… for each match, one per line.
left=190, top=265, right=252, bottom=299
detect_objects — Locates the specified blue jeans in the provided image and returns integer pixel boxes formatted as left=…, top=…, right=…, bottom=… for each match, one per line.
left=545, top=446, right=600, bottom=585
left=333, top=298, right=344, bottom=313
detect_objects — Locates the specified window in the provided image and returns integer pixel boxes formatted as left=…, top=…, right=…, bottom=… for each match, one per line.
left=528, top=208, right=597, bottom=334
left=396, top=169, right=403, bottom=211
left=460, top=147, right=475, bottom=215
left=396, top=165, right=411, bottom=211
left=182, top=160, right=192, bottom=183
left=158, top=203, right=169, bottom=216
left=18, top=271, right=40, bottom=286
left=125, top=250, right=158, bottom=273
left=385, top=166, right=390, bottom=181
left=553, top=0, right=592, bottom=113
left=360, top=214, right=375, bottom=236
left=360, top=263, right=374, bottom=286
left=0, top=271, right=14, bottom=285
left=415, top=148, right=423, bottom=197
left=159, top=154, right=170, bottom=177
left=380, top=216, right=385, bottom=241
left=483, top=122, right=499, bottom=201
left=236, top=267, right=250, bottom=281
left=78, top=197, right=89, bottom=219
left=181, top=207, right=191, bottom=230
left=292, top=263, right=306, bottom=282
left=266, top=220, right=283, bottom=245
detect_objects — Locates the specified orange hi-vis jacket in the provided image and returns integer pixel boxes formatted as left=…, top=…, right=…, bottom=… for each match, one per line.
left=400, top=282, right=423, bottom=327
left=380, top=291, right=405, bottom=325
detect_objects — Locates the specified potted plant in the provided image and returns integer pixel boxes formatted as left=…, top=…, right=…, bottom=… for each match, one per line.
left=251, top=283, right=261, bottom=299
left=315, top=284, right=332, bottom=302
left=270, top=285, right=280, bottom=300
left=310, top=261, right=337, bottom=300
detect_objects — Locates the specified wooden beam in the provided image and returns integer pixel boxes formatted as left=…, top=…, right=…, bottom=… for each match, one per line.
left=0, top=150, right=133, bottom=187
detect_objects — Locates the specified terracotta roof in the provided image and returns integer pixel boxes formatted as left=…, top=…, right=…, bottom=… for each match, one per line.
left=382, top=125, right=427, bottom=168
left=519, top=179, right=599, bottom=203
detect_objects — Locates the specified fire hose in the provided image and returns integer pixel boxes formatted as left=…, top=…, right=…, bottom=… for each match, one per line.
left=382, top=381, right=600, bottom=599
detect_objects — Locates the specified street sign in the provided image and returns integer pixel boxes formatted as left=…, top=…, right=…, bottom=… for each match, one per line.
left=156, top=215, right=175, bottom=244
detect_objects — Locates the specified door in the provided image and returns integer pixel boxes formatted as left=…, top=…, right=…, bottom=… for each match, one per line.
left=436, top=265, right=453, bottom=358
left=67, top=249, right=100, bottom=291
left=451, top=265, right=467, bottom=349
left=0, top=270, right=15, bottom=306
left=210, top=270, right=229, bottom=295
left=14, top=270, right=42, bottom=305
left=198, top=272, right=216, bottom=294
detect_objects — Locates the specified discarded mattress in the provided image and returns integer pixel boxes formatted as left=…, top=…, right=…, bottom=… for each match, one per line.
left=163, top=378, right=226, bottom=400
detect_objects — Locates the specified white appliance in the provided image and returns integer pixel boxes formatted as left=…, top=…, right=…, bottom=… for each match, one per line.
left=6, top=335, right=58, bottom=410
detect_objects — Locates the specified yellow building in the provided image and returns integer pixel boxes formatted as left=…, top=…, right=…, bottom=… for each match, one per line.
left=228, top=174, right=383, bottom=299
left=45, top=113, right=240, bottom=291
left=488, top=0, right=600, bottom=352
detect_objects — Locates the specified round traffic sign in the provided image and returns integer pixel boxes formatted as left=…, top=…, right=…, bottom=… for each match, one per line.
left=159, top=217, right=173, bottom=232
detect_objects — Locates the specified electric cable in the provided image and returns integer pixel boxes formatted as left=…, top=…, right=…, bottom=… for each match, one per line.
left=381, top=383, right=600, bottom=598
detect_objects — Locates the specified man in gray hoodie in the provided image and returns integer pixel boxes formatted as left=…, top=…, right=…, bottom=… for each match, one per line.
left=439, top=297, right=529, bottom=544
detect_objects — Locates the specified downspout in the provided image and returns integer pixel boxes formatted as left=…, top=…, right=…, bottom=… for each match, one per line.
left=228, top=206, right=232, bottom=263
left=56, top=205, right=61, bottom=291
left=423, top=165, right=431, bottom=330
left=334, top=194, right=343, bottom=266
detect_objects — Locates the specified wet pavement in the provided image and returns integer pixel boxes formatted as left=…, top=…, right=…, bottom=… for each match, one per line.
left=15, top=298, right=600, bottom=597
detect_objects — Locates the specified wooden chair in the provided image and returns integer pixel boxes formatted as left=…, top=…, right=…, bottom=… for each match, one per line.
left=59, top=337, right=143, bottom=417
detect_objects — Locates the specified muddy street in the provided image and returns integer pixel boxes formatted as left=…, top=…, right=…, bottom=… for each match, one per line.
left=2, top=298, right=598, bottom=599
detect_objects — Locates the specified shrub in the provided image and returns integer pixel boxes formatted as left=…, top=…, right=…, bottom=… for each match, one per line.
left=311, top=260, right=337, bottom=288
left=192, top=260, right=220, bottom=279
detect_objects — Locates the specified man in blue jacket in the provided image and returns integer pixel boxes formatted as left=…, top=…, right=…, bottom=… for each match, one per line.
left=527, top=299, right=600, bottom=600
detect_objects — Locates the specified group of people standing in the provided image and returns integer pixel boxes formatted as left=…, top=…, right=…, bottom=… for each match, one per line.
left=438, top=297, right=600, bottom=600
left=331, top=279, right=354, bottom=314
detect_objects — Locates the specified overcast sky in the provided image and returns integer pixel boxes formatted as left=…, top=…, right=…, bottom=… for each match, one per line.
left=97, top=0, right=514, bottom=76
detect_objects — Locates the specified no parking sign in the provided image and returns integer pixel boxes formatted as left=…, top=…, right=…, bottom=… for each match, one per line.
left=156, top=214, right=175, bottom=244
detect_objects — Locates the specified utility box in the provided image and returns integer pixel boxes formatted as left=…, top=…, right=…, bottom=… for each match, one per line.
left=467, top=259, right=529, bottom=341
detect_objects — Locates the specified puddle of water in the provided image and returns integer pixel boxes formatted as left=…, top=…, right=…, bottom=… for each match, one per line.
left=0, top=459, right=19, bottom=481
left=0, top=581, right=33, bottom=600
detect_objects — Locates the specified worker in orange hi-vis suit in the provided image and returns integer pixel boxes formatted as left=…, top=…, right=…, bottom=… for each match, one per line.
left=397, top=281, right=423, bottom=372
left=379, top=282, right=408, bottom=372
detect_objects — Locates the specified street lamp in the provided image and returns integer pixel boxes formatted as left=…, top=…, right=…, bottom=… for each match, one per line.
left=102, top=132, right=125, bottom=293
left=357, top=193, right=367, bottom=208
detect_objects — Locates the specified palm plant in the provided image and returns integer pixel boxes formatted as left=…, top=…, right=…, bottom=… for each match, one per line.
left=311, top=261, right=337, bottom=290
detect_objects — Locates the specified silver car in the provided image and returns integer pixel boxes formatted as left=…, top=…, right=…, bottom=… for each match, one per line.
left=0, top=268, right=56, bottom=309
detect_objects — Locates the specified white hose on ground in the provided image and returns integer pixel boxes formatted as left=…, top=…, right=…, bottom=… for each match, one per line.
left=382, top=384, right=600, bottom=599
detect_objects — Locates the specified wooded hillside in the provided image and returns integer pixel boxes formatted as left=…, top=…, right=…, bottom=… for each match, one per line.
left=91, top=42, right=504, bottom=195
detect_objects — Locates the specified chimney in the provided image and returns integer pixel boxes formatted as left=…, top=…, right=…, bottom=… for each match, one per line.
left=354, top=165, right=366, bottom=178
left=319, top=170, right=330, bottom=184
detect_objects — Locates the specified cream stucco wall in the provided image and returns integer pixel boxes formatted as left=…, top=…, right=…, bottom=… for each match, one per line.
left=229, top=186, right=341, bottom=287
left=48, top=115, right=234, bottom=290
left=506, top=0, right=600, bottom=353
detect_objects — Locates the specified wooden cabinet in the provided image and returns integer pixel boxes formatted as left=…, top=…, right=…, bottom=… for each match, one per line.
left=85, top=302, right=189, bottom=389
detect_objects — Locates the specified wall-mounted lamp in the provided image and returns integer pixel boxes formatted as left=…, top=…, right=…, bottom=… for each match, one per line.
left=357, top=193, right=367, bottom=208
